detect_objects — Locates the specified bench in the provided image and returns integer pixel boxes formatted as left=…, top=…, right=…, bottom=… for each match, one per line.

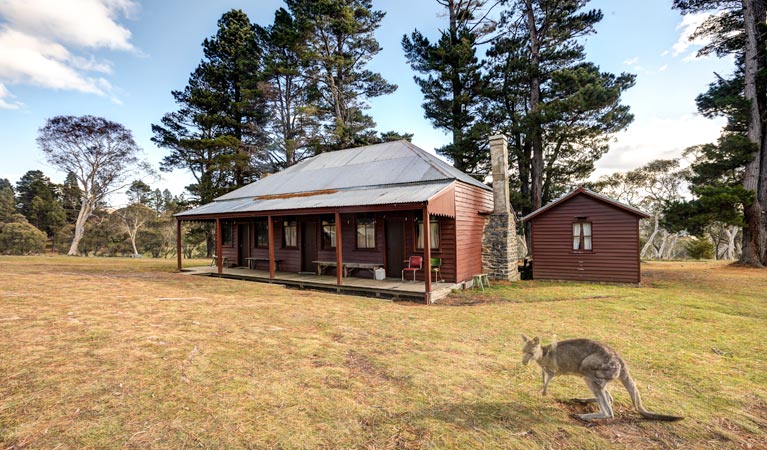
left=210, top=256, right=229, bottom=267
left=313, top=261, right=382, bottom=278
left=473, top=274, right=490, bottom=291
left=245, top=257, right=282, bottom=271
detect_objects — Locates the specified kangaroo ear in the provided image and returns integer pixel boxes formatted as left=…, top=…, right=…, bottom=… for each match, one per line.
left=532, top=336, right=540, bottom=344
left=520, top=334, right=529, bottom=343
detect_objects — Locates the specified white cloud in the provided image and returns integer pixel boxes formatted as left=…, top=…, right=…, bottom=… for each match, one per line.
left=624, top=56, right=639, bottom=66
left=670, top=12, right=712, bottom=60
left=0, top=0, right=138, bottom=105
left=593, top=114, right=726, bottom=178
left=659, top=64, right=669, bottom=72
left=0, top=82, right=23, bottom=109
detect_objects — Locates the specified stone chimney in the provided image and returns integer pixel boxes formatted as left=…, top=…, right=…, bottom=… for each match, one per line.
left=482, top=134, right=520, bottom=281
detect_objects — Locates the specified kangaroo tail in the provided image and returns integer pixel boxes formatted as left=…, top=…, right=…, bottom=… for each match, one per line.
left=619, top=360, right=683, bottom=422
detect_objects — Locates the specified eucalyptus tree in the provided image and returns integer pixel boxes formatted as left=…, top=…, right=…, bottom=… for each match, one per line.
left=37, top=115, right=149, bottom=256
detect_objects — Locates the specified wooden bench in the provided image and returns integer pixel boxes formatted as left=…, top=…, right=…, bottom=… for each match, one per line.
left=245, top=257, right=281, bottom=271
left=473, top=273, right=490, bottom=291
left=313, top=261, right=382, bottom=278
left=210, top=256, right=229, bottom=267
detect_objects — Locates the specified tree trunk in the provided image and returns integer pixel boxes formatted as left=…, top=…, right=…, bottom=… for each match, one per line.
left=525, top=0, right=544, bottom=210
left=67, top=198, right=93, bottom=256
left=641, top=215, right=661, bottom=258
left=739, top=0, right=766, bottom=266
left=726, top=226, right=739, bottom=260
left=665, top=234, right=679, bottom=259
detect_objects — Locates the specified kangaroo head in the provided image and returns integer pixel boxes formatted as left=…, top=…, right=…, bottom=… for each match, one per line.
left=520, top=334, right=542, bottom=365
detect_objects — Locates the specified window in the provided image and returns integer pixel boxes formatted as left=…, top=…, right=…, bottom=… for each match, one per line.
left=221, top=222, right=233, bottom=246
left=416, top=217, right=440, bottom=250
left=283, top=219, right=297, bottom=248
left=255, top=219, right=269, bottom=248
left=321, top=218, right=336, bottom=249
left=573, top=222, right=592, bottom=251
left=356, top=214, right=376, bottom=249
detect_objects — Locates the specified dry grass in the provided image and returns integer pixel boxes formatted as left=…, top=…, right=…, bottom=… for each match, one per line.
left=0, top=256, right=766, bottom=449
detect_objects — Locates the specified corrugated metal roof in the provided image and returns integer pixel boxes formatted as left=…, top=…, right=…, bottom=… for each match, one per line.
left=216, top=140, right=488, bottom=201
left=176, top=180, right=453, bottom=217
left=521, top=187, right=650, bottom=222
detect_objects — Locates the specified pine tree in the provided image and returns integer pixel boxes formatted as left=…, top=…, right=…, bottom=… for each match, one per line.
left=0, top=179, right=15, bottom=223
left=60, top=172, right=83, bottom=225
left=486, top=0, right=634, bottom=215
left=286, top=0, right=397, bottom=150
left=402, top=0, right=494, bottom=174
left=14, top=170, right=65, bottom=237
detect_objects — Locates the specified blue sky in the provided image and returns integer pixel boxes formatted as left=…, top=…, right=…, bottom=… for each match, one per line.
left=0, top=0, right=731, bottom=205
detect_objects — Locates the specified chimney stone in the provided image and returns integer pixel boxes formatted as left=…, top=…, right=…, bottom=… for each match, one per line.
left=482, top=134, right=520, bottom=282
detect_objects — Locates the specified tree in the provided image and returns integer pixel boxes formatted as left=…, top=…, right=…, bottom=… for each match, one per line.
left=115, top=203, right=156, bottom=256
left=0, top=220, right=47, bottom=255
left=37, top=115, right=149, bottom=256
left=258, top=8, right=320, bottom=169
left=126, top=180, right=153, bottom=205
left=486, top=0, right=635, bottom=215
left=673, top=0, right=767, bottom=266
left=403, top=0, right=497, bottom=174
left=0, top=179, right=15, bottom=223
left=287, top=0, right=397, bottom=150
left=153, top=9, right=268, bottom=201
left=14, top=170, right=65, bottom=237
left=60, top=172, right=83, bottom=225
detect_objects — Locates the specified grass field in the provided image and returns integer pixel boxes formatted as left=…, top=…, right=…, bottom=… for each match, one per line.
left=1, top=256, right=766, bottom=449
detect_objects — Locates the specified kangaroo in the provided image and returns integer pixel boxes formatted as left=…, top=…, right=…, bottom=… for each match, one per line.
left=521, top=334, right=683, bottom=422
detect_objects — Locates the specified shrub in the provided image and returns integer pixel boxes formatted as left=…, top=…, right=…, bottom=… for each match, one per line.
left=0, top=221, right=47, bottom=255
left=685, top=238, right=715, bottom=260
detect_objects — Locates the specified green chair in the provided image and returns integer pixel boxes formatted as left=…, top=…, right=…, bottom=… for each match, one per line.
left=430, top=257, right=443, bottom=282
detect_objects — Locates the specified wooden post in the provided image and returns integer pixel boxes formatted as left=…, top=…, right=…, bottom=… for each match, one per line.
left=423, top=205, right=432, bottom=304
left=268, top=215, right=275, bottom=279
left=216, top=218, right=223, bottom=275
left=176, top=219, right=182, bottom=271
left=335, top=212, right=343, bottom=286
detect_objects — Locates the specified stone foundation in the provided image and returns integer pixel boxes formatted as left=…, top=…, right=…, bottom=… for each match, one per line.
left=482, top=212, right=520, bottom=281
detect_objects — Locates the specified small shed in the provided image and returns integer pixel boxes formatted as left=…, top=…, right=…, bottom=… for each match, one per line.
left=521, top=187, right=650, bottom=283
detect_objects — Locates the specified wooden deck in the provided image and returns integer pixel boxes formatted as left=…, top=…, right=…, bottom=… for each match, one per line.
left=182, top=265, right=460, bottom=303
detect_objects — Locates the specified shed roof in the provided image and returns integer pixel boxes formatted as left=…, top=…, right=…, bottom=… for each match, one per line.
left=521, top=187, right=650, bottom=222
left=176, top=140, right=486, bottom=218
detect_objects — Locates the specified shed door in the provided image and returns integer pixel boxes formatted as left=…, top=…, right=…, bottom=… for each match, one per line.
left=301, top=222, right=317, bottom=272
left=385, top=219, right=404, bottom=277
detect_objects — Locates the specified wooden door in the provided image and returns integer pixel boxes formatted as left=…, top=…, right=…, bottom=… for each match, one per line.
left=301, top=221, right=317, bottom=272
left=385, top=219, right=404, bottom=277
left=237, top=223, right=249, bottom=266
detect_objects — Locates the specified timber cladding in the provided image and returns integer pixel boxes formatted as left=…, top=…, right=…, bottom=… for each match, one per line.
left=527, top=193, right=644, bottom=283
left=454, top=181, right=494, bottom=283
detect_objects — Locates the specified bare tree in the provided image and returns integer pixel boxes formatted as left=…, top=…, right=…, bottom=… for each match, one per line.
left=37, top=116, right=150, bottom=256
left=115, top=203, right=156, bottom=256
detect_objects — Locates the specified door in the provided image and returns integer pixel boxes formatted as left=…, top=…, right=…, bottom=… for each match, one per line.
left=385, top=218, right=404, bottom=277
left=301, top=221, right=317, bottom=272
left=237, top=223, right=249, bottom=266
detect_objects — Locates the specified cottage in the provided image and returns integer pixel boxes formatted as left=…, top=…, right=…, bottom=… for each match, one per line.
left=175, top=137, right=519, bottom=303
left=521, top=187, right=650, bottom=283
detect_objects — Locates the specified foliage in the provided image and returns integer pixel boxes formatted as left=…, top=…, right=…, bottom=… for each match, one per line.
left=485, top=0, right=635, bottom=214
left=402, top=0, right=494, bottom=174
left=14, top=170, right=65, bottom=237
left=286, top=0, right=397, bottom=150
left=153, top=9, right=268, bottom=206
left=59, top=172, right=83, bottom=225
left=115, top=203, right=157, bottom=256
left=685, top=237, right=715, bottom=259
left=0, top=220, right=47, bottom=254
left=0, top=178, right=15, bottom=223
left=37, top=115, right=148, bottom=256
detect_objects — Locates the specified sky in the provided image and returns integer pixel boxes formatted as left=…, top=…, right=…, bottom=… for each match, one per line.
left=0, top=0, right=733, bottom=206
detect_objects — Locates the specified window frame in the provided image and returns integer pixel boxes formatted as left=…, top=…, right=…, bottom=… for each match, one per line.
left=572, top=221, right=593, bottom=252
left=282, top=219, right=298, bottom=249
left=415, top=217, right=440, bottom=251
left=221, top=222, right=233, bottom=247
left=321, top=217, right=336, bottom=250
left=355, top=214, right=376, bottom=250
left=254, top=219, right=269, bottom=248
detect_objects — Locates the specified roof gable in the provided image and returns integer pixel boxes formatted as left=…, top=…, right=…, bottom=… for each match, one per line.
left=521, top=187, right=650, bottom=222
left=216, top=140, right=488, bottom=201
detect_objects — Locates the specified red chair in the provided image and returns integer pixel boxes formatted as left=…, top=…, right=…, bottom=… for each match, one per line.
left=402, top=256, right=423, bottom=281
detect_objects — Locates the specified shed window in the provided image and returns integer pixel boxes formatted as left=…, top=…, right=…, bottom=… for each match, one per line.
left=416, top=218, right=440, bottom=250
left=573, top=222, right=592, bottom=251
left=283, top=220, right=297, bottom=248
left=254, top=219, right=268, bottom=248
left=356, top=215, right=376, bottom=249
left=221, top=222, right=233, bottom=246
left=322, top=218, right=336, bottom=249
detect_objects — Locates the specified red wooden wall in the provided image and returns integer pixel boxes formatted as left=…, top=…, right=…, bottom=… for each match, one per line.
left=454, top=182, right=493, bottom=283
left=529, top=194, right=642, bottom=283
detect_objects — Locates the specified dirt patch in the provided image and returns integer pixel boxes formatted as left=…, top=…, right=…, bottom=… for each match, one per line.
left=346, top=350, right=411, bottom=386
